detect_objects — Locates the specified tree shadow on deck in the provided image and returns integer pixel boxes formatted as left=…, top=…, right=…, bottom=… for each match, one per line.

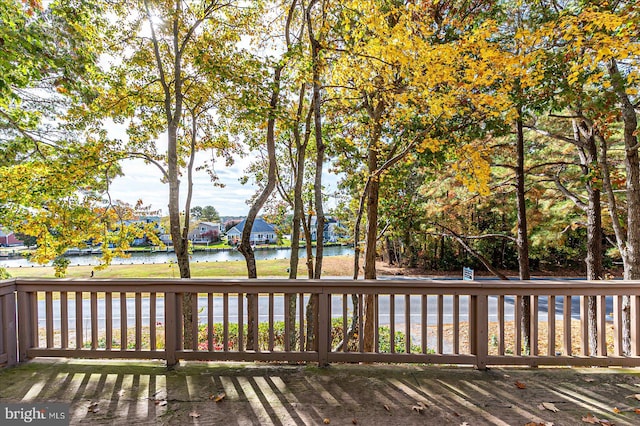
left=1, top=359, right=640, bottom=425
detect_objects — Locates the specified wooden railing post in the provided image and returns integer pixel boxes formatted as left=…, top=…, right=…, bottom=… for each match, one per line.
left=165, top=292, right=177, bottom=367
left=2, top=289, right=17, bottom=366
left=631, top=295, right=640, bottom=357
left=318, top=290, right=329, bottom=367
left=472, top=294, right=488, bottom=371
left=17, top=291, right=34, bottom=362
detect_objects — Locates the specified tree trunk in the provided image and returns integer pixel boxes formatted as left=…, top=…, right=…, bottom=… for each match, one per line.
left=238, top=64, right=282, bottom=350
left=287, top=85, right=312, bottom=351
left=363, top=123, right=382, bottom=352
left=608, top=59, right=640, bottom=355
left=515, top=113, right=531, bottom=355
left=305, top=1, right=324, bottom=350
left=582, top=125, right=604, bottom=356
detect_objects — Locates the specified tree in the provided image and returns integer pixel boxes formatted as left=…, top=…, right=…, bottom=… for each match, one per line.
left=190, top=206, right=203, bottom=220
left=101, top=0, right=254, bottom=348
left=327, top=0, right=513, bottom=352
left=201, top=206, right=220, bottom=222
left=0, top=0, right=125, bottom=266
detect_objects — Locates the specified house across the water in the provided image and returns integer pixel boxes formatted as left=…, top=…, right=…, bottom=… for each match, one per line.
left=227, top=218, right=276, bottom=245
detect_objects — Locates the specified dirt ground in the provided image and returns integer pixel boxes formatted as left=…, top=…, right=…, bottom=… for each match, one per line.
left=2, top=359, right=640, bottom=425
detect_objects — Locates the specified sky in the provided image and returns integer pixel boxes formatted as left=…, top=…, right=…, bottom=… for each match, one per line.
left=107, top=148, right=342, bottom=218
left=107, top=156, right=257, bottom=217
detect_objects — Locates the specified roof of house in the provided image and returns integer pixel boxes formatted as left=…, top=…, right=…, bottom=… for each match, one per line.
left=228, top=218, right=275, bottom=234
left=310, top=216, right=337, bottom=227
left=199, top=222, right=220, bottom=227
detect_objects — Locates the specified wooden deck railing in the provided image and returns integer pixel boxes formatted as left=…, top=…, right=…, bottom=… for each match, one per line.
left=2, top=278, right=640, bottom=369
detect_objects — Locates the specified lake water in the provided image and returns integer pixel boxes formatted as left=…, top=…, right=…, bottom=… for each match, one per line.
left=1, top=245, right=354, bottom=268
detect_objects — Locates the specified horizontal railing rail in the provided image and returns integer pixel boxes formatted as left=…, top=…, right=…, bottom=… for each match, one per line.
left=1, top=278, right=640, bottom=369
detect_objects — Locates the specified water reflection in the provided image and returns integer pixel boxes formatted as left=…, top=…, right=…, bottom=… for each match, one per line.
left=1, top=245, right=354, bottom=267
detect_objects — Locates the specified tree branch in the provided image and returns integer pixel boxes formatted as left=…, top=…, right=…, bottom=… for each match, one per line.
left=431, top=223, right=510, bottom=280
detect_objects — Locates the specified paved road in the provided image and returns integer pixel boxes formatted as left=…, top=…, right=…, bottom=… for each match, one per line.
left=37, top=291, right=611, bottom=330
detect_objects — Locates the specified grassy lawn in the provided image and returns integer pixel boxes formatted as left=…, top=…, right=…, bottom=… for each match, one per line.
left=6, top=255, right=355, bottom=279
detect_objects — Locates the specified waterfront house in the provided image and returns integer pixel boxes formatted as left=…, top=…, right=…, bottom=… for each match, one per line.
left=189, top=222, right=223, bottom=243
left=227, top=218, right=276, bottom=245
left=0, top=228, right=23, bottom=247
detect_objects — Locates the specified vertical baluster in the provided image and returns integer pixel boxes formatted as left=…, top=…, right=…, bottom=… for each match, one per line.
left=223, top=293, right=229, bottom=351
left=176, top=294, right=183, bottom=351
left=614, top=295, right=622, bottom=356
left=515, top=296, right=522, bottom=356
left=45, top=292, right=53, bottom=348
left=453, top=295, right=459, bottom=354
left=597, top=295, right=607, bottom=357
left=61, top=292, right=68, bottom=349
left=469, top=295, right=477, bottom=356
left=31, top=292, right=38, bottom=348
left=548, top=295, right=555, bottom=357
left=299, top=293, right=305, bottom=351
left=390, top=294, right=395, bottom=354
left=563, top=295, right=572, bottom=356
left=284, top=293, right=290, bottom=352
left=580, top=296, right=588, bottom=356
left=343, top=294, right=348, bottom=352
left=150, top=292, right=157, bottom=351
left=238, top=293, right=244, bottom=352
left=76, top=291, right=83, bottom=349
left=135, top=292, right=142, bottom=351
left=165, top=292, right=177, bottom=366
left=632, top=296, right=640, bottom=356
left=91, top=292, right=98, bottom=350
left=191, top=294, right=198, bottom=351
left=328, top=295, right=333, bottom=351
left=207, top=293, right=213, bottom=351
left=374, top=294, right=379, bottom=353
left=120, top=292, right=127, bottom=351
left=421, top=294, right=427, bottom=355
left=437, top=294, right=443, bottom=355
left=405, top=295, right=411, bottom=354
left=531, top=296, right=539, bottom=357
left=358, top=294, right=364, bottom=353
left=268, top=294, right=274, bottom=352
left=252, top=294, right=259, bottom=352
left=105, top=292, right=111, bottom=350
left=498, top=295, right=505, bottom=355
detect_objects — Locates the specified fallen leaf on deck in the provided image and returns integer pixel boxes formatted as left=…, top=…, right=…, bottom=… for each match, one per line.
left=541, top=402, right=560, bottom=413
left=581, top=413, right=614, bottom=425
left=635, top=408, right=640, bottom=414
left=460, top=423, right=469, bottom=426
left=612, top=407, right=620, bottom=414
left=88, top=402, right=99, bottom=413
left=352, top=419, right=358, bottom=425
left=515, top=381, right=527, bottom=389
left=323, top=418, right=330, bottom=424
left=631, top=394, right=640, bottom=401
left=384, top=404, right=390, bottom=412
left=412, top=402, right=426, bottom=414
left=582, top=413, right=600, bottom=424
left=189, top=411, right=200, bottom=418
left=211, top=392, right=226, bottom=402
